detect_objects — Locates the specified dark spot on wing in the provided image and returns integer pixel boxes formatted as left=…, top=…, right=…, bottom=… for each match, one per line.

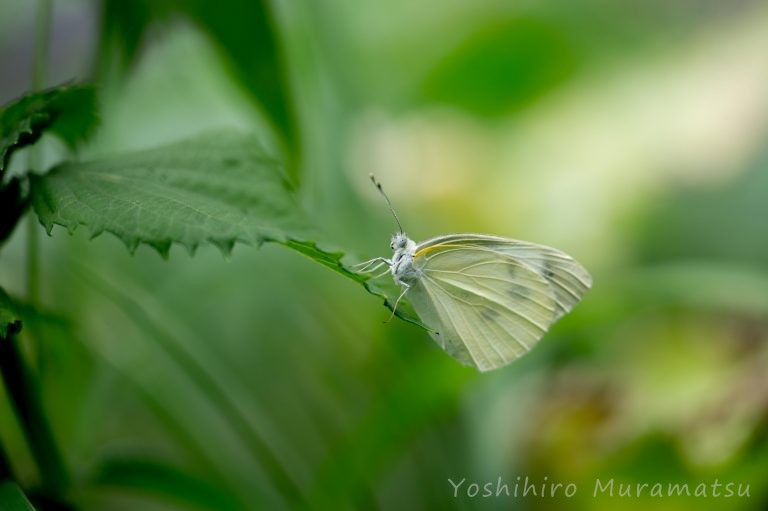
left=542, top=260, right=556, bottom=279
left=503, top=262, right=532, bottom=299
left=481, top=308, right=500, bottom=321
left=508, top=286, right=530, bottom=299
left=505, top=263, right=531, bottom=297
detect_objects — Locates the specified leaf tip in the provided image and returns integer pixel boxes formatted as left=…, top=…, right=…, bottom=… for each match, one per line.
left=40, top=219, right=54, bottom=235
left=211, top=238, right=235, bottom=258
left=151, top=240, right=172, bottom=260
left=88, top=227, right=104, bottom=240
left=182, top=242, right=198, bottom=257
left=121, top=236, right=140, bottom=254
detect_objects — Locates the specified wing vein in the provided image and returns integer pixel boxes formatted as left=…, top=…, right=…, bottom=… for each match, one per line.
left=425, top=276, right=528, bottom=366
left=424, top=275, right=548, bottom=338
left=425, top=269, right=557, bottom=312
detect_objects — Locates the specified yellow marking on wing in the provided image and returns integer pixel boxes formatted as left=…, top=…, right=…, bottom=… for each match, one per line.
left=414, top=243, right=464, bottom=259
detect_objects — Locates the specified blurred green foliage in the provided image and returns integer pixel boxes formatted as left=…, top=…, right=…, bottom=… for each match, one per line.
left=1, top=0, right=768, bottom=510
left=98, top=0, right=298, bottom=173
left=638, top=148, right=768, bottom=268
left=0, top=482, right=36, bottom=511
left=0, top=85, right=97, bottom=174
left=420, top=18, right=578, bottom=116
left=0, top=288, right=21, bottom=338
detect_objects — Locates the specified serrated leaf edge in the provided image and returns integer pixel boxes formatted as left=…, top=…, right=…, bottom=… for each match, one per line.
left=35, top=220, right=431, bottom=332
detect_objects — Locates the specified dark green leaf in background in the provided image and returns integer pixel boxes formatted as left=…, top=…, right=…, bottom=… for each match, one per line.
left=91, top=458, right=240, bottom=511
left=97, top=0, right=298, bottom=168
left=0, top=85, right=98, bottom=176
left=0, top=483, right=36, bottom=511
left=0, top=178, right=29, bottom=246
left=0, top=287, right=22, bottom=339
left=97, top=0, right=160, bottom=70
left=185, top=0, right=297, bottom=156
left=420, top=18, right=578, bottom=116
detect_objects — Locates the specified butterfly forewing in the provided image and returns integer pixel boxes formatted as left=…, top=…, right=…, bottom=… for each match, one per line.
left=409, top=243, right=559, bottom=371
left=416, top=234, right=592, bottom=320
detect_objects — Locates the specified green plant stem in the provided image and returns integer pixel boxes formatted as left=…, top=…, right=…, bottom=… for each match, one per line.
left=0, top=335, right=69, bottom=496
left=25, top=219, right=39, bottom=307
left=0, top=0, right=71, bottom=500
left=26, top=0, right=51, bottom=307
left=33, top=0, right=51, bottom=90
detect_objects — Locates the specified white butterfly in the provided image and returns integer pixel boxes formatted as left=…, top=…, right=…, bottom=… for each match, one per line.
left=355, top=176, right=592, bottom=372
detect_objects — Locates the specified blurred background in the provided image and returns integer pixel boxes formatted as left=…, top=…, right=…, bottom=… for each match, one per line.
left=1, top=0, right=768, bottom=509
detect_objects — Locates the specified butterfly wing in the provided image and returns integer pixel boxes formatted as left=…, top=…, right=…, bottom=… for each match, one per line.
left=416, top=234, right=592, bottom=319
left=408, top=235, right=591, bottom=371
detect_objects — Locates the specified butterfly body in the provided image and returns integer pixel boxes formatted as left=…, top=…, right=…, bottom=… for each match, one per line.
left=389, top=233, right=420, bottom=285
left=362, top=175, right=591, bottom=372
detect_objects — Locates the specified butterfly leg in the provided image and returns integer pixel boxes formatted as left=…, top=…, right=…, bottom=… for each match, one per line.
left=360, top=261, right=388, bottom=274
left=352, top=257, right=391, bottom=273
left=385, top=283, right=410, bottom=323
left=369, top=266, right=391, bottom=279
left=351, top=257, right=378, bottom=269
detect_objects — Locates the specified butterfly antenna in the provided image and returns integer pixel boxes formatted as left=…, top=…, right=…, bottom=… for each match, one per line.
left=370, top=174, right=404, bottom=234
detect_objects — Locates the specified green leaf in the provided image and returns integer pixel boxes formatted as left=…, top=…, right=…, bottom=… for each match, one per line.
left=0, top=85, right=99, bottom=176
left=420, top=18, right=577, bottom=116
left=29, top=131, right=428, bottom=329
left=31, top=131, right=306, bottom=257
left=97, top=0, right=297, bottom=163
left=283, top=239, right=431, bottom=329
left=0, top=482, right=37, bottom=511
left=185, top=0, right=298, bottom=157
left=91, top=457, right=241, bottom=511
left=0, top=287, right=22, bottom=338
left=97, top=0, right=160, bottom=71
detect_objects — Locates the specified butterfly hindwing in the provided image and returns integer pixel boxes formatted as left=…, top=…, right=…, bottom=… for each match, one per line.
left=408, top=242, right=560, bottom=371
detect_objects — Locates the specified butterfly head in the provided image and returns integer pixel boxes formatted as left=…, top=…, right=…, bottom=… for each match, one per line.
left=390, top=233, right=408, bottom=250
left=390, top=232, right=415, bottom=253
